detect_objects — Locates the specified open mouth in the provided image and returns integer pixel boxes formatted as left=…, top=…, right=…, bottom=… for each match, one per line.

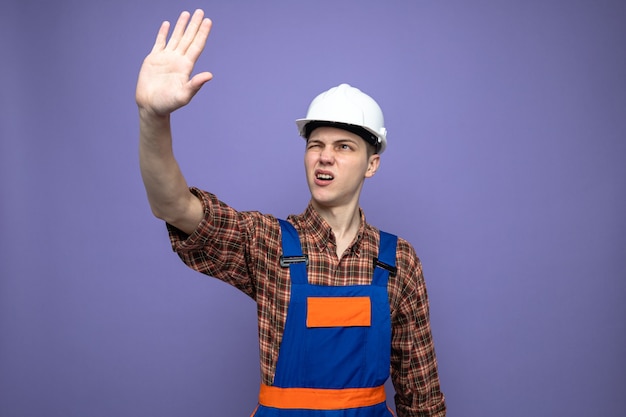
left=316, top=173, right=334, bottom=180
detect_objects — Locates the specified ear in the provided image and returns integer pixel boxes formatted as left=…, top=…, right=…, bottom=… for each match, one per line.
left=365, top=154, right=380, bottom=178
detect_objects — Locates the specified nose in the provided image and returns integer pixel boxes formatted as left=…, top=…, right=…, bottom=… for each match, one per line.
left=319, top=145, right=335, bottom=164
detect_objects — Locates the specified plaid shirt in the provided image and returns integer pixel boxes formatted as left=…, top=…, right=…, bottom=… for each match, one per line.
left=167, top=188, right=446, bottom=417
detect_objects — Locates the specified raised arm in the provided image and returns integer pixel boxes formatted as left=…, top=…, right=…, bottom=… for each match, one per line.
left=136, top=9, right=213, bottom=234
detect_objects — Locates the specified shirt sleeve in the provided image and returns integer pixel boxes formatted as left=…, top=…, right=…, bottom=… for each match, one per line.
left=166, top=187, right=273, bottom=300
left=390, top=239, right=446, bottom=417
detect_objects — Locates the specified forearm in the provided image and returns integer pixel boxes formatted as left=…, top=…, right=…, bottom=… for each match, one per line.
left=394, top=385, right=446, bottom=417
left=138, top=110, right=202, bottom=234
left=392, top=329, right=446, bottom=417
left=392, top=251, right=446, bottom=417
left=135, top=10, right=212, bottom=234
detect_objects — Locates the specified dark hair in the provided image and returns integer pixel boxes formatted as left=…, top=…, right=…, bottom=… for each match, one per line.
left=304, top=121, right=379, bottom=153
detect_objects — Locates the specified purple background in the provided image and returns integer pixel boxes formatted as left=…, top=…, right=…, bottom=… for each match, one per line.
left=1, top=1, right=625, bottom=416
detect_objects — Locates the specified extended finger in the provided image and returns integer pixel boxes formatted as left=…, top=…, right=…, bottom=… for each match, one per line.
left=165, top=10, right=191, bottom=50
left=178, top=9, right=206, bottom=53
left=185, top=17, right=212, bottom=63
left=151, top=20, right=171, bottom=53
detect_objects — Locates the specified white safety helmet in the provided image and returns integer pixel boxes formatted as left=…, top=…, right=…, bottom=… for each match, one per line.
left=295, top=83, right=388, bottom=154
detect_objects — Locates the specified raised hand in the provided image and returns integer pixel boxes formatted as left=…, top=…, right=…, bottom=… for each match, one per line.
left=136, top=9, right=213, bottom=117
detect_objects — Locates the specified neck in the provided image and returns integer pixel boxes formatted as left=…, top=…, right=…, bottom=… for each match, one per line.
left=311, top=200, right=362, bottom=244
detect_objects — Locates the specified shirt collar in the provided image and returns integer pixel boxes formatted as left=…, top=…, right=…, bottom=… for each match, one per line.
left=297, top=203, right=367, bottom=255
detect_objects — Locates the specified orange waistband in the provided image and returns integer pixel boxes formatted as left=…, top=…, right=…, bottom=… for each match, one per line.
left=259, top=384, right=386, bottom=410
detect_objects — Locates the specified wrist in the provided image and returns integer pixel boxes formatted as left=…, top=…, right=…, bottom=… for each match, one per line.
left=138, top=106, right=170, bottom=123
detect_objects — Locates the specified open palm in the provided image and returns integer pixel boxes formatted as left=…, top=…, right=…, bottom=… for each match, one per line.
left=136, top=10, right=213, bottom=116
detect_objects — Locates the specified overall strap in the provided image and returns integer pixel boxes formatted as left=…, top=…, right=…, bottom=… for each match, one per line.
left=372, top=230, right=398, bottom=287
left=278, top=219, right=308, bottom=285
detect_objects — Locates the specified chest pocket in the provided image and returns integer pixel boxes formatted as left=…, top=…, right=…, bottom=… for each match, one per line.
left=307, top=296, right=371, bottom=328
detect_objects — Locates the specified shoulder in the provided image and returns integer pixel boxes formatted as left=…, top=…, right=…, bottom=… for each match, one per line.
left=372, top=226, right=424, bottom=285
left=366, top=223, right=421, bottom=265
left=395, top=236, right=421, bottom=269
left=363, top=222, right=424, bottom=278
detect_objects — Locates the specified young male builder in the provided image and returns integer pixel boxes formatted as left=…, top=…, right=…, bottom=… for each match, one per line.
left=136, top=9, right=446, bottom=417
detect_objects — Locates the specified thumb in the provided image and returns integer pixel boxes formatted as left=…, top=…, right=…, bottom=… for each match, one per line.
left=189, top=71, right=213, bottom=92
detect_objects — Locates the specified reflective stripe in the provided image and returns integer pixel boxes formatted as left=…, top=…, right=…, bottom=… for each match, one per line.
left=259, top=384, right=386, bottom=410
left=307, top=296, right=371, bottom=328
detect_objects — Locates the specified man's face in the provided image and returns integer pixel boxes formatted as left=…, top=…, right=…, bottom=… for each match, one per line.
left=304, top=126, right=380, bottom=210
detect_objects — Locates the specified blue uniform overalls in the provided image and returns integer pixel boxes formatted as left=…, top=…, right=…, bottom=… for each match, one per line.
left=252, top=220, right=398, bottom=417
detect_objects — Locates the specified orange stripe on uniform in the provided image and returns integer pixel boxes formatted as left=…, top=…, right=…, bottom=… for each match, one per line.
left=259, top=384, right=386, bottom=410
left=306, top=296, right=371, bottom=327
